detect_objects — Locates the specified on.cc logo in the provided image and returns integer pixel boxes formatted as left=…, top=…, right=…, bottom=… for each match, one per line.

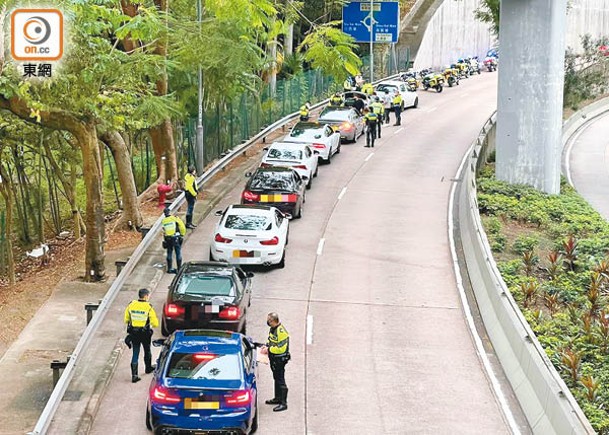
left=11, top=9, right=63, bottom=61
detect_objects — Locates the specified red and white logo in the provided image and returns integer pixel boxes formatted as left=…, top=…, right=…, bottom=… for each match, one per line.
left=11, top=9, right=64, bottom=61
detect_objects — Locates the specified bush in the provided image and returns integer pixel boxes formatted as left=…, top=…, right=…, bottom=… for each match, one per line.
left=512, top=235, right=539, bottom=254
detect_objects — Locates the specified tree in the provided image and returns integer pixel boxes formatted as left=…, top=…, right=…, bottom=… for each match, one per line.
left=474, top=0, right=500, bottom=35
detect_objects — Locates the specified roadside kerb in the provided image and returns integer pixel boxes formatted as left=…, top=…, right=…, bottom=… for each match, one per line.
left=30, top=74, right=399, bottom=435
left=562, top=96, right=609, bottom=186
left=453, top=114, right=595, bottom=434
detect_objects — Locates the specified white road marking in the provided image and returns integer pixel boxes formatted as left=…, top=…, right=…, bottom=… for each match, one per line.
left=337, top=187, right=347, bottom=200
left=306, top=315, right=314, bottom=345
left=448, top=134, right=521, bottom=435
left=316, top=238, right=325, bottom=255
left=394, top=127, right=404, bottom=134
left=564, top=115, right=601, bottom=187
left=365, top=153, right=374, bottom=162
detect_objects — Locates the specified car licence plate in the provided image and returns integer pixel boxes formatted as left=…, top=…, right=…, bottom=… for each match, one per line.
left=232, top=250, right=259, bottom=258
left=184, top=398, right=219, bottom=410
left=260, top=194, right=297, bottom=202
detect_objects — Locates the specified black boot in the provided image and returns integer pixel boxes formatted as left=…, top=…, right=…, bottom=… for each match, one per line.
left=131, top=363, right=141, bottom=383
left=265, top=384, right=281, bottom=405
left=144, top=356, right=156, bottom=374
left=186, top=215, right=196, bottom=229
left=273, top=386, right=288, bottom=412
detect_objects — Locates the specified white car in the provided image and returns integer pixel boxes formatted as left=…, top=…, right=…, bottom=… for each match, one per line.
left=283, top=122, right=341, bottom=164
left=261, top=142, right=319, bottom=189
left=374, top=80, right=419, bottom=109
left=210, top=204, right=289, bottom=268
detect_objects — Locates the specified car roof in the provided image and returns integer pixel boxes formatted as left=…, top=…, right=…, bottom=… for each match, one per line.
left=171, top=330, right=243, bottom=354
left=376, top=80, right=403, bottom=86
left=269, top=141, right=309, bottom=149
left=227, top=204, right=273, bottom=215
left=181, top=261, right=236, bottom=275
left=292, top=121, right=326, bottom=129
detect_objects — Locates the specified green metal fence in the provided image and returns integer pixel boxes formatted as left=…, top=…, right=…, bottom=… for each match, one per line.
left=176, top=69, right=340, bottom=173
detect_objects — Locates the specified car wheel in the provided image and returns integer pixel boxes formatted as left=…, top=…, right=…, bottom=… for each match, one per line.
left=276, top=251, right=286, bottom=269
left=251, top=400, right=259, bottom=433
left=336, top=143, right=341, bottom=154
left=413, top=97, right=419, bottom=108
left=146, top=406, right=152, bottom=431
left=306, top=178, right=312, bottom=190
left=161, top=319, right=169, bottom=337
left=313, top=166, right=318, bottom=178
left=209, top=248, right=214, bottom=261
left=295, top=202, right=303, bottom=219
left=240, top=323, right=247, bottom=335
left=325, top=153, right=332, bottom=164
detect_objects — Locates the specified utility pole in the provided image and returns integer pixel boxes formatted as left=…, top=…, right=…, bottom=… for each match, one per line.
left=369, top=0, right=374, bottom=82
left=195, top=0, right=205, bottom=174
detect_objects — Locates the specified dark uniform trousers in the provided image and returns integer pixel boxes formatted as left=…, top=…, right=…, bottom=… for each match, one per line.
left=269, top=353, right=289, bottom=404
left=130, top=327, right=153, bottom=370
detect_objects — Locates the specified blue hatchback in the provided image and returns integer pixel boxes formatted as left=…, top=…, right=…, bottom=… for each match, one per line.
left=146, top=330, right=258, bottom=434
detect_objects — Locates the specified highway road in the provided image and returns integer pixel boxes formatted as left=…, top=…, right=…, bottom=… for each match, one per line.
left=86, top=72, right=511, bottom=434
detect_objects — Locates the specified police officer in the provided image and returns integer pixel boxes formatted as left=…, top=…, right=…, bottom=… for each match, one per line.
left=124, top=288, right=159, bottom=383
left=161, top=207, right=186, bottom=273
left=262, top=312, right=290, bottom=412
left=370, top=97, right=385, bottom=138
left=361, top=81, right=373, bottom=95
left=299, top=101, right=311, bottom=121
left=392, top=91, right=403, bottom=126
left=184, top=166, right=198, bottom=229
left=363, top=107, right=379, bottom=148
left=329, top=92, right=343, bottom=107
left=343, top=77, right=354, bottom=92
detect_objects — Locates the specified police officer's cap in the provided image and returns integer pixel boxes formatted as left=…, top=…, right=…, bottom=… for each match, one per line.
left=138, top=288, right=151, bottom=298
left=163, top=207, right=171, bottom=216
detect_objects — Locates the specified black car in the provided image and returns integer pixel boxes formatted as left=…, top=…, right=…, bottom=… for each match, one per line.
left=161, top=261, right=253, bottom=336
left=241, top=167, right=306, bottom=218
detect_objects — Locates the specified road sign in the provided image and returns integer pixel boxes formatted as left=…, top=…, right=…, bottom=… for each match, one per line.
left=342, top=1, right=400, bottom=44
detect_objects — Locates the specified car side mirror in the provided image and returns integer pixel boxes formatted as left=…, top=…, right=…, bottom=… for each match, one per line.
left=246, top=271, right=255, bottom=278
left=313, top=150, right=320, bottom=155
left=215, top=210, right=223, bottom=216
left=301, top=175, right=309, bottom=181
left=245, top=172, right=252, bottom=177
left=263, top=147, right=269, bottom=151
left=152, top=339, right=167, bottom=347
left=284, top=213, right=293, bottom=220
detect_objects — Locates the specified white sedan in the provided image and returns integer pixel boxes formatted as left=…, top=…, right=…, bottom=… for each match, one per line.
left=260, top=142, right=319, bottom=189
left=283, top=121, right=341, bottom=164
left=209, top=204, right=289, bottom=268
left=375, top=80, right=419, bottom=109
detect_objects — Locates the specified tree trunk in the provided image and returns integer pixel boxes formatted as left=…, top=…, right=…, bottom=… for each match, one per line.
left=0, top=163, right=16, bottom=285
left=75, top=123, right=106, bottom=281
left=99, top=131, right=143, bottom=229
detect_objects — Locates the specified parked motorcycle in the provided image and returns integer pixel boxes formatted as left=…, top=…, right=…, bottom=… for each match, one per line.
left=422, top=73, right=444, bottom=93
left=401, top=72, right=420, bottom=91
left=455, top=61, right=470, bottom=79
left=484, top=56, right=498, bottom=72
left=468, top=57, right=482, bottom=75
left=442, top=67, right=459, bottom=87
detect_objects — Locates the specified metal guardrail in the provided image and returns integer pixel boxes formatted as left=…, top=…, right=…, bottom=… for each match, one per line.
left=30, top=74, right=400, bottom=434
left=454, top=113, right=595, bottom=434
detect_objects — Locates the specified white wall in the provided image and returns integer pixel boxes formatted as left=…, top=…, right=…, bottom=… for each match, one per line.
left=413, top=0, right=495, bottom=69
left=413, top=0, right=609, bottom=70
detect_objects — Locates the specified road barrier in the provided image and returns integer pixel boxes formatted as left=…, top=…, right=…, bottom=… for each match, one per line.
left=30, top=74, right=399, bottom=435
left=453, top=113, right=596, bottom=434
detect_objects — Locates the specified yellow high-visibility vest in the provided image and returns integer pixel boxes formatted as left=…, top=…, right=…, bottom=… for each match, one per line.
left=124, top=300, right=159, bottom=328
left=268, top=324, right=289, bottom=355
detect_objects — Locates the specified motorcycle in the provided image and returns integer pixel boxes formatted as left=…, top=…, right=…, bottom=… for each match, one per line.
left=400, top=72, right=420, bottom=91
left=422, top=73, right=444, bottom=93
left=442, top=68, right=459, bottom=87
left=468, top=58, right=482, bottom=75
left=456, top=61, right=470, bottom=79
left=484, top=56, right=498, bottom=72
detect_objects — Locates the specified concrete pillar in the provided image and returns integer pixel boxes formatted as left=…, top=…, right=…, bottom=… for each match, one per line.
left=495, top=0, right=568, bottom=194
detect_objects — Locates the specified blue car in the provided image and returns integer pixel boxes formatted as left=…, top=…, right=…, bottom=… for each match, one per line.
left=146, top=330, right=258, bottom=434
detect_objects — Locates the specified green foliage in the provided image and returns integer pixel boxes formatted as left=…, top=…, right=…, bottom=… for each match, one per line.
left=478, top=164, right=609, bottom=431
left=473, top=0, right=500, bottom=35
left=298, top=22, right=362, bottom=82
left=564, top=35, right=609, bottom=110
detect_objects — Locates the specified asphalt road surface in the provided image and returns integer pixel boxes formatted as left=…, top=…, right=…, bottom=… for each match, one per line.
left=89, top=72, right=510, bottom=434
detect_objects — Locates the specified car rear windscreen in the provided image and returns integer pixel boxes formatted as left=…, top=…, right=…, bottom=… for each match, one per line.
left=224, top=214, right=271, bottom=231
left=167, top=353, right=242, bottom=380
left=250, top=171, right=295, bottom=191
left=176, top=275, right=234, bottom=296
left=289, top=126, right=325, bottom=140
left=319, top=109, right=351, bottom=121
left=268, top=148, right=302, bottom=160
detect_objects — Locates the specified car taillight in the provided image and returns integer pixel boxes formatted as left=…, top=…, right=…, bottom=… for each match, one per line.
left=225, top=390, right=252, bottom=407
left=260, top=163, right=272, bottom=168
left=311, top=143, right=326, bottom=149
left=340, top=122, right=353, bottom=130
left=293, top=165, right=307, bottom=170
left=193, top=353, right=217, bottom=362
left=214, top=233, right=233, bottom=243
left=260, top=236, right=279, bottom=246
left=164, top=303, right=185, bottom=318
left=219, top=306, right=241, bottom=320
left=151, top=386, right=181, bottom=404
left=242, top=190, right=260, bottom=201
